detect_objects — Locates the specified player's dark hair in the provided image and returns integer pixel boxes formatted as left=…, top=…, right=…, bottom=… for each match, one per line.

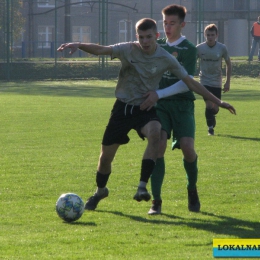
left=204, top=23, right=218, bottom=34
left=136, top=18, right=157, bottom=32
left=162, top=4, right=187, bottom=22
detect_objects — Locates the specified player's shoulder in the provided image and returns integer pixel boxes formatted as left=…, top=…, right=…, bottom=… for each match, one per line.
left=196, top=41, right=206, bottom=48
left=216, top=41, right=227, bottom=48
left=118, top=41, right=145, bottom=53
left=156, top=44, right=173, bottom=56
left=112, top=41, right=137, bottom=49
left=216, top=41, right=229, bottom=52
left=181, top=39, right=196, bottom=51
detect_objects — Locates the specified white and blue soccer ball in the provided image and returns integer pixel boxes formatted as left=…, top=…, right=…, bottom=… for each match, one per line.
left=56, top=193, right=85, bottom=222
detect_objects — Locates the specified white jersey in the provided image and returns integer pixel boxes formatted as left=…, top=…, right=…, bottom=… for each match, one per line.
left=110, top=42, right=188, bottom=105
left=196, top=41, right=230, bottom=88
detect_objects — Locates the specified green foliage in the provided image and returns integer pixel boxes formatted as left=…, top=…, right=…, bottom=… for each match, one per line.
left=230, top=62, right=260, bottom=77
left=197, top=59, right=260, bottom=78
left=0, top=62, right=121, bottom=80
left=0, top=0, right=25, bottom=58
left=0, top=78, right=260, bottom=259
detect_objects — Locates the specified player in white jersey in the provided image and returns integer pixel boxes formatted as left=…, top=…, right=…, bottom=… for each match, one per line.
left=57, top=18, right=235, bottom=211
left=197, top=24, right=232, bottom=135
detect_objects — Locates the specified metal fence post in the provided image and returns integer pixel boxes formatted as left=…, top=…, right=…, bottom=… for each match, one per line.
left=6, top=0, right=10, bottom=80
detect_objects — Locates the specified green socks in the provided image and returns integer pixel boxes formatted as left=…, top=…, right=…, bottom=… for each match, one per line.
left=150, top=157, right=165, bottom=200
left=150, top=156, right=198, bottom=200
left=183, top=156, right=198, bottom=190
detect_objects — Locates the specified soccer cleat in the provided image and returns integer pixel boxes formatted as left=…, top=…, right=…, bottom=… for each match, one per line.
left=148, top=200, right=162, bottom=215
left=85, top=187, right=109, bottom=210
left=188, top=189, right=200, bottom=212
left=133, top=187, right=151, bottom=202
left=208, top=128, right=214, bottom=136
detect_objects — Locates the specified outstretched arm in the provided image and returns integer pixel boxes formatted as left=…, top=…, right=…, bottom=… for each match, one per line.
left=183, top=76, right=236, bottom=114
left=140, top=75, right=236, bottom=114
left=57, top=42, right=112, bottom=56
left=140, top=78, right=190, bottom=111
left=156, top=77, right=192, bottom=99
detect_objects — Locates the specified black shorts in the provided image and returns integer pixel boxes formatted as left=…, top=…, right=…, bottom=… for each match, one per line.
left=203, top=85, right=222, bottom=100
left=102, top=99, right=161, bottom=146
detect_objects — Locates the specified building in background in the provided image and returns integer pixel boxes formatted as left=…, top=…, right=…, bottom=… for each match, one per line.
left=2, top=0, right=260, bottom=58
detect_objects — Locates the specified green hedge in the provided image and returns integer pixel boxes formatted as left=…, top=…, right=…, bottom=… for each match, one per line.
left=228, top=62, right=260, bottom=77
left=0, top=61, right=259, bottom=80
left=0, top=62, right=121, bottom=80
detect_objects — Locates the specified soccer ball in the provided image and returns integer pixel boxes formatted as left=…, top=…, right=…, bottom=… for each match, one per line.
left=56, top=193, right=85, bottom=222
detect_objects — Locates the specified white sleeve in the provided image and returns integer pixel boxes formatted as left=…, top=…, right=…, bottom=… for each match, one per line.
left=156, top=75, right=193, bottom=99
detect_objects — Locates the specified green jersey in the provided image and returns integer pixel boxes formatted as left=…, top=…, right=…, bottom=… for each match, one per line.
left=157, top=37, right=197, bottom=101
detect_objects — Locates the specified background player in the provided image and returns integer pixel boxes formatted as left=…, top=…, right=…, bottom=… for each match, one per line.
left=197, top=24, right=232, bottom=136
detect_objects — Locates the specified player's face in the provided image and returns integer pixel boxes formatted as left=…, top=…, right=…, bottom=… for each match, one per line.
left=136, top=28, right=159, bottom=55
left=163, top=14, right=185, bottom=42
left=205, top=29, right=218, bottom=46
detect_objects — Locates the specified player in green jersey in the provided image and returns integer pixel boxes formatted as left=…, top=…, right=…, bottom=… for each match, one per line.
left=148, top=4, right=200, bottom=214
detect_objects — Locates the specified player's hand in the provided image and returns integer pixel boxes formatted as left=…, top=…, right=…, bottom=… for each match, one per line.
left=223, top=82, right=230, bottom=93
left=220, top=101, right=236, bottom=115
left=57, top=42, right=80, bottom=55
left=140, top=91, right=159, bottom=111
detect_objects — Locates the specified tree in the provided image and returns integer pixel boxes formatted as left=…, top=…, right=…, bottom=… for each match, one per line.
left=0, top=0, right=25, bottom=58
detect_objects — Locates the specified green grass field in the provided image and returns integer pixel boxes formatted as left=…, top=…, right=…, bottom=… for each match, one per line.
left=0, top=77, right=260, bottom=259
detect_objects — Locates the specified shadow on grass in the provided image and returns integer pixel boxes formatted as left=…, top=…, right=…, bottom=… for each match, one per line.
left=190, top=211, right=259, bottom=239
left=222, top=89, right=260, bottom=102
left=0, top=83, right=115, bottom=98
left=96, top=210, right=259, bottom=239
left=1, top=81, right=260, bottom=100
left=64, top=221, right=97, bottom=226
left=195, top=88, right=260, bottom=102
left=217, top=134, right=260, bottom=142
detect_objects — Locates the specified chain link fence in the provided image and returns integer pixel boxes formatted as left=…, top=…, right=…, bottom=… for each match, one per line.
left=1, top=0, right=260, bottom=80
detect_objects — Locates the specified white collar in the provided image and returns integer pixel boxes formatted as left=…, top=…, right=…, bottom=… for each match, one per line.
left=166, top=36, right=186, bottom=46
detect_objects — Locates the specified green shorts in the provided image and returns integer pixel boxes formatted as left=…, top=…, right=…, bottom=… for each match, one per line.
left=156, top=99, right=195, bottom=150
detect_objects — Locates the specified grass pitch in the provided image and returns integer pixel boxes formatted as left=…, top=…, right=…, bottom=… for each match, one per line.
left=0, top=77, right=260, bottom=259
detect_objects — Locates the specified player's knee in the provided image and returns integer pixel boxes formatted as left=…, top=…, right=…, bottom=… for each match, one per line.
left=158, top=140, right=167, bottom=157
left=183, top=149, right=197, bottom=162
left=205, top=100, right=214, bottom=110
left=148, top=128, right=160, bottom=143
left=182, top=145, right=195, bottom=158
left=206, top=108, right=215, bottom=118
left=214, top=107, right=219, bottom=115
left=146, top=123, right=161, bottom=140
left=180, top=138, right=196, bottom=161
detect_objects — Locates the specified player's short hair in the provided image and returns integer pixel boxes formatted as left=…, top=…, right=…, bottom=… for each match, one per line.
left=135, top=18, right=157, bottom=32
left=161, top=4, right=187, bottom=23
left=204, top=24, right=218, bottom=34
